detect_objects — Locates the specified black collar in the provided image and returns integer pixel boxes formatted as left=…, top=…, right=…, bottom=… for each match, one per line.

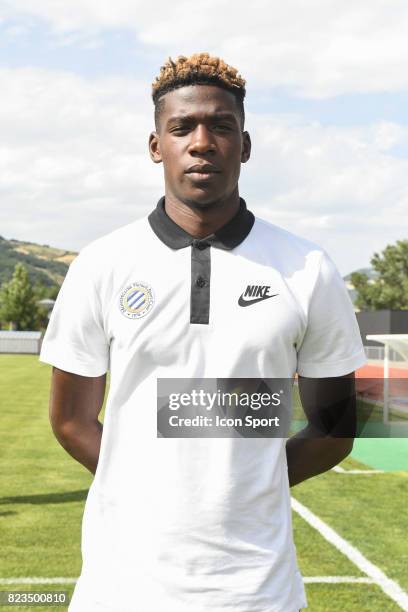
left=148, top=196, right=255, bottom=250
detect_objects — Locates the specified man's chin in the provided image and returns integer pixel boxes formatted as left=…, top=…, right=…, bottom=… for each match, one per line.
left=179, top=189, right=227, bottom=210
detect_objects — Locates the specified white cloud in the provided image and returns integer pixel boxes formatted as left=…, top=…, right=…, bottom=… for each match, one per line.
left=0, top=67, right=407, bottom=275
left=245, top=113, right=408, bottom=272
left=0, top=68, right=162, bottom=250
left=2, top=0, right=408, bottom=97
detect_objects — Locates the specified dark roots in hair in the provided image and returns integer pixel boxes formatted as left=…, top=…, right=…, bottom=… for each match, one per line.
left=152, top=52, right=246, bottom=130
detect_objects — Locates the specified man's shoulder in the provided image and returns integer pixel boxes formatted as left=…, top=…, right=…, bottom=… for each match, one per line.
left=74, top=215, right=150, bottom=265
left=249, top=213, right=325, bottom=267
left=252, top=213, right=323, bottom=252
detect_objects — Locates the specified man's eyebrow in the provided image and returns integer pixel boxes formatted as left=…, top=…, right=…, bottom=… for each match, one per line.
left=166, top=112, right=237, bottom=124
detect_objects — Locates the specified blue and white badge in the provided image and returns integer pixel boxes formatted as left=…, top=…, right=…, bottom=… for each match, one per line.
left=119, top=282, right=155, bottom=319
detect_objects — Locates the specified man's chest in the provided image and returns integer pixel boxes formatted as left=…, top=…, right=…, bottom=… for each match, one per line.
left=101, top=250, right=306, bottom=373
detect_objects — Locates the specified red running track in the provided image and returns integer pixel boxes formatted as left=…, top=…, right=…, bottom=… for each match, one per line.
left=356, top=363, right=408, bottom=404
left=356, top=363, right=408, bottom=378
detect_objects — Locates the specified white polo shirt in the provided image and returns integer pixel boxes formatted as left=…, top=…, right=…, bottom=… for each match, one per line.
left=39, top=197, right=367, bottom=612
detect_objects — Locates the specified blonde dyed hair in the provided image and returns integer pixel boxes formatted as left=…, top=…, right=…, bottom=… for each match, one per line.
left=152, top=52, right=246, bottom=128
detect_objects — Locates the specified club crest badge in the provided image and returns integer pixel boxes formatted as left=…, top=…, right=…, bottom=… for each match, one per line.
left=119, top=282, right=155, bottom=319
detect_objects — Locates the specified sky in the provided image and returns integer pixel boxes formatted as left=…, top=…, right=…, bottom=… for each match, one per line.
left=0, top=0, right=407, bottom=275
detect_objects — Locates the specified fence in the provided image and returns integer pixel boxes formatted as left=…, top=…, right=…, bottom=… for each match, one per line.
left=364, top=345, right=405, bottom=362
left=0, top=331, right=42, bottom=354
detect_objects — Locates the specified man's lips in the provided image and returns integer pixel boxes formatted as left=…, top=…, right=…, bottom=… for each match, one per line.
left=186, top=172, right=219, bottom=182
left=185, top=164, right=221, bottom=182
left=185, top=163, right=220, bottom=172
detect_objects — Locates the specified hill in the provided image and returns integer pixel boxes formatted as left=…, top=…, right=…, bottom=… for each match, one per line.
left=0, top=234, right=374, bottom=299
left=0, top=235, right=77, bottom=288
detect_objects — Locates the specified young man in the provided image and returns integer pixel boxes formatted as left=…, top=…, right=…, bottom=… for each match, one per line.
left=40, top=53, right=367, bottom=612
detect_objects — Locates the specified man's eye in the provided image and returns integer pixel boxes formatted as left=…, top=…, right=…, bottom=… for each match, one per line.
left=213, top=124, right=231, bottom=131
left=172, top=126, right=189, bottom=134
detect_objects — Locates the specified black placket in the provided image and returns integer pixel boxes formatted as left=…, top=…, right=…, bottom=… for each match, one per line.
left=190, top=240, right=211, bottom=324
left=148, top=196, right=255, bottom=326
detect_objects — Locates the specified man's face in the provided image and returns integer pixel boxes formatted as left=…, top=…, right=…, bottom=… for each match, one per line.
left=149, top=85, right=251, bottom=208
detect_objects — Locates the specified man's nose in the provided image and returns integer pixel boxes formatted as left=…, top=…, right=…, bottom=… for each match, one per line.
left=189, top=125, right=216, bottom=154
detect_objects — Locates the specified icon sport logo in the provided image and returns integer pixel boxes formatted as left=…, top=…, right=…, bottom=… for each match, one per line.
left=119, top=282, right=155, bottom=319
left=238, top=285, right=279, bottom=307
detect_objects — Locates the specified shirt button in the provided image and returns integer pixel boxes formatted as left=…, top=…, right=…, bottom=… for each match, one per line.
left=196, top=276, right=206, bottom=288
left=193, top=240, right=209, bottom=250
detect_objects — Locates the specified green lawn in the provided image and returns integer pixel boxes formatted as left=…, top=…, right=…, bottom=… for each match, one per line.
left=1, top=355, right=407, bottom=611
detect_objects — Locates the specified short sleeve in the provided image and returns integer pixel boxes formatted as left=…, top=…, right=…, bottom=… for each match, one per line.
left=296, top=251, right=367, bottom=377
left=39, top=251, right=109, bottom=377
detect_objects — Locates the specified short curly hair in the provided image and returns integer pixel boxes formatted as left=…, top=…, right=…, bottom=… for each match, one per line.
left=152, top=52, right=246, bottom=129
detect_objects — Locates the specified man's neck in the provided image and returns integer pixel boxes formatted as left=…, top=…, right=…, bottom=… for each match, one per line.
left=163, top=190, right=241, bottom=239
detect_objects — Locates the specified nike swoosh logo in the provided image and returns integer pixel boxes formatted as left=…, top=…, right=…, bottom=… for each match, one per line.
left=238, top=293, right=279, bottom=307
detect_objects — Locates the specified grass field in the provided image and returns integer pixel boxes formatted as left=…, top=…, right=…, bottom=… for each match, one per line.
left=1, top=354, right=407, bottom=611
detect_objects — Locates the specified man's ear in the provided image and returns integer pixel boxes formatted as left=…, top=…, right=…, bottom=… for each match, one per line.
left=149, top=131, right=162, bottom=164
left=241, top=131, right=251, bottom=163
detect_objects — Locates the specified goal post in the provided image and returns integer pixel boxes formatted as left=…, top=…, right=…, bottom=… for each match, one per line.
left=366, top=334, right=408, bottom=425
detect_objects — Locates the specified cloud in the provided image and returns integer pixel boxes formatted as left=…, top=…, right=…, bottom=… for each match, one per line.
left=2, top=0, right=408, bottom=97
left=0, top=67, right=407, bottom=274
left=244, top=113, right=408, bottom=272
left=0, top=67, right=163, bottom=250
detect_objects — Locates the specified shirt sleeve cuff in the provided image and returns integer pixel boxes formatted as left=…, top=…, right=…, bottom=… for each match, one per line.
left=39, top=345, right=108, bottom=378
left=297, top=349, right=367, bottom=378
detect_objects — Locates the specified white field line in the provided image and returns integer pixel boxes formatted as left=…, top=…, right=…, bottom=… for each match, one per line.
left=0, top=578, right=77, bottom=584
left=0, top=576, right=374, bottom=585
left=304, top=576, right=373, bottom=584
left=292, top=497, right=408, bottom=611
left=332, top=465, right=384, bottom=474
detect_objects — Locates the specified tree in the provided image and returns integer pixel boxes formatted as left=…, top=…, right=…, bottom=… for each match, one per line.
left=0, top=263, right=42, bottom=330
left=33, top=280, right=60, bottom=301
left=351, top=239, right=408, bottom=310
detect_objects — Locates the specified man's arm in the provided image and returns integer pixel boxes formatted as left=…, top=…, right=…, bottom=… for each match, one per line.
left=48, top=366, right=106, bottom=475
left=286, top=372, right=356, bottom=487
